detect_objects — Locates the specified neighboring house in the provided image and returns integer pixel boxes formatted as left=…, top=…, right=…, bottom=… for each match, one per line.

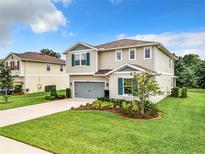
left=3, top=52, right=69, bottom=93
left=64, top=39, right=176, bottom=102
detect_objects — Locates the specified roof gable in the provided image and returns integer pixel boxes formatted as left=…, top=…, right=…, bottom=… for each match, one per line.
left=64, top=42, right=98, bottom=54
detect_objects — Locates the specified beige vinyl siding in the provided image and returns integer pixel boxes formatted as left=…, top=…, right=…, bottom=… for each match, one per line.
left=23, top=61, right=66, bottom=76
left=24, top=76, right=69, bottom=93
left=155, top=47, right=174, bottom=74
left=66, top=50, right=97, bottom=73
left=98, top=47, right=154, bottom=70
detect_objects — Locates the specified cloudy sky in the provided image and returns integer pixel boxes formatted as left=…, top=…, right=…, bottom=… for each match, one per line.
left=0, top=0, right=205, bottom=59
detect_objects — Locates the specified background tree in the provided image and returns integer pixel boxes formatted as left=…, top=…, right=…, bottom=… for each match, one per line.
left=0, top=63, right=13, bottom=103
left=40, top=48, right=61, bottom=58
left=132, top=72, right=161, bottom=115
left=175, top=54, right=204, bottom=88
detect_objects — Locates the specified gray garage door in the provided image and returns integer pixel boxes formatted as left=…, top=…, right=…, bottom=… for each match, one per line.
left=74, top=82, right=105, bottom=99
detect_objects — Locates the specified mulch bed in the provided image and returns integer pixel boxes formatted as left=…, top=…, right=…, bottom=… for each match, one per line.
left=75, top=106, right=162, bottom=120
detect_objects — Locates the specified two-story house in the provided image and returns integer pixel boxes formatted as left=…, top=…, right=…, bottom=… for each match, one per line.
left=65, top=39, right=176, bottom=102
left=3, top=52, right=69, bottom=93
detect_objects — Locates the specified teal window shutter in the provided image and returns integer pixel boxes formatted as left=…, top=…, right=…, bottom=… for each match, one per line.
left=132, top=79, right=137, bottom=96
left=86, top=52, right=90, bottom=66
left=118, top=78, right=123, bottom=95
left=71, top=54, right=75, bottom=66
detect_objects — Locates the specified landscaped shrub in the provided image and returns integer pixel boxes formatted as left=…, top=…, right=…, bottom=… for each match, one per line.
left=57, top=95, right=65, bottom=99
left=66, top=88, right=71, bottom=98
left=45, top=96, right=56, bottom=100
left=50, top=85, right=57, bottom=98
left=97, top=97, right=132, bottom=106
left=14, top=85, right=23, bottom=93
left=171, top=87, right=179, bottom=97
left=181, top=87, right=188, bottom=98
left=143, top=100, right=159, bottom=116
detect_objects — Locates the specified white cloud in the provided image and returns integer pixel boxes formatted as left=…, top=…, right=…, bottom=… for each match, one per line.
left=53, top=0, right=72, bottom=7
left=117, top=32, right=205, bottom=59
left=0, top=0, right=68, bottom=48
left=110, top=0, right=123, bottom=5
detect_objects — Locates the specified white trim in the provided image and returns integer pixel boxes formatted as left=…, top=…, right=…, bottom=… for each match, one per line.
left=156, top=72, right=175, bottom=76
left=114, top=71, right=141, bottom=74
left=24, top=75, right=68, bottom=77
left=69, top=49, right=94, bottom=53
left=144, top=46, right=152, bottom=59
left=64, top=42, right=98, bottom=54
left=68, top=72, right=95, bottom=75
left=99, top=43, right=159, bottom=51
left=105, top=63, right=146, bottom=76
left=72, top=80, right=106, bottom=98
left=115, top=50, right=122, bottom=61
left=128, top=48, right=136, bottom=60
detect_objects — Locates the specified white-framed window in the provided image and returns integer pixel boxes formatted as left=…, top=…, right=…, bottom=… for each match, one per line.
left=73, top=52, right=88, bottom=66
left=60, top=64, right=64, bottom=72
left=123, top=78, right=133, bottom=96
left=81, top=53, right=87, bottom=66
left=129, top=48, right=136, bottom=60
left=115, top=50, right=122, bottom=61
left=144, top=47, right=152, bottom=59
left=46, top=64, right=51, bottom=71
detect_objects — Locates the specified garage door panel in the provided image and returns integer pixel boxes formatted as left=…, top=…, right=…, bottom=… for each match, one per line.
left=75, top=82, right=104, bottom=99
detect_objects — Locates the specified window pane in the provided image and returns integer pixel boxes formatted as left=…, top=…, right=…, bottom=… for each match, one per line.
left=130, top=50, right=135, bottom=59
left=116, top=51, right=121, bottom=60
left=74, top=54, right=80, bottom=66
left=47, top=65, right=50, bottom=71
left=124, top=87, right=132, bottom=95
left=124, top=79, right=132, bottom=87
left=145, top=48, right=151, bottom=58
left=81, top=53, right=87, bottom=65
left=123, top=79, right=133, bottom=95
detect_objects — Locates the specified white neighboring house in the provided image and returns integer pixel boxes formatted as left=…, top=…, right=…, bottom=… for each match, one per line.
left=3, top=52, right=69, bottom=93
left=64, top=39, right=176, bottom=102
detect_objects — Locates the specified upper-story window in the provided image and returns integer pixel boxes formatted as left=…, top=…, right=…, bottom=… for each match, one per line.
left=144, top=47, right=152, bottom=59
left=72, top=52, right=90, bottom=66
left=115, top=50, right=122, bottom=61
left=129, top=48, right=136, bottom=60
left=74, top=54, right=80, bottom=66
left=46, top=64, right=51, bottom=71
left=81, top=53, right=87, bottom=65
left=60, top=65, right=64, bottom=72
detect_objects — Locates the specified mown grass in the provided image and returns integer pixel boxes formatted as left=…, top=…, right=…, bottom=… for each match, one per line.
left=0, top=90, right=66, bottom=111
left=0, top=89, right=205, bottom=154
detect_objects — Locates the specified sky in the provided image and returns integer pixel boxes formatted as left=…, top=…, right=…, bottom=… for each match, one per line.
left=0, top=0, right=205, bottom=59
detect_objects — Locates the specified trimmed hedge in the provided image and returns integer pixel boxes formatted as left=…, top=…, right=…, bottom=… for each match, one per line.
left=50, top=85, right=57, bottom=98
left=97, top=97, right=132, bottom=106
left=57, top=95, right=65, bottom=99
left=181, top=87, right=188, bottom=98
left=171, top=87, right=179, bottom=97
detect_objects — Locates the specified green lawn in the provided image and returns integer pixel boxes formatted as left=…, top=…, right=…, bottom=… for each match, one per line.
left=0, top=90, right=65, bottom=111
left=0, top=90, right=205, bottom=154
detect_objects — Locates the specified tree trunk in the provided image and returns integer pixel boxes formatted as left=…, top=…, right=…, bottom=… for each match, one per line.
left=140, top=103, right=144, bottom=115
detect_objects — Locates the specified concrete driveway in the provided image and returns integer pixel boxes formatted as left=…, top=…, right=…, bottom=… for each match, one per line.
left=0, top=98, right=94, bottom=154
left=0, top=98, right=94, bottom=127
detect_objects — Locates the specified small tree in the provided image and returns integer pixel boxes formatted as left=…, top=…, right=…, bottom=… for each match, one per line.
left=0, top=64, right=13, bottom=103
left=132, top=72, right=161, bottom=115
left=40, top=48, right=61, bottom=58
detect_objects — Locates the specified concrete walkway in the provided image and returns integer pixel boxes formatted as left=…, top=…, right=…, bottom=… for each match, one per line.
left=0, top=98, right=94, bottom=154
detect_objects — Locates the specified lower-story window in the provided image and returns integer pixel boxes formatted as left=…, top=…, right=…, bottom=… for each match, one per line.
left=123, top=78, right=133, bottom=96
